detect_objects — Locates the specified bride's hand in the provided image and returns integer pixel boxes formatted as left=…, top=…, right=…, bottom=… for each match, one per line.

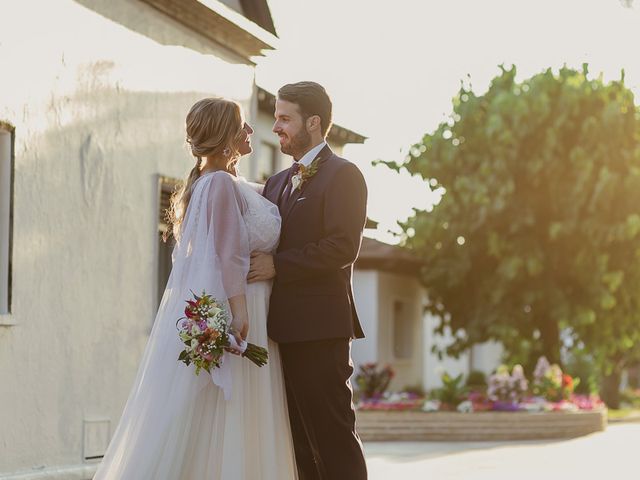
left=228, top=314, right=249, bottom=355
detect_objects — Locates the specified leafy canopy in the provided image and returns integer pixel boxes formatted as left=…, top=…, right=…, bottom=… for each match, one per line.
left=390, top=65, right=640, bottom=372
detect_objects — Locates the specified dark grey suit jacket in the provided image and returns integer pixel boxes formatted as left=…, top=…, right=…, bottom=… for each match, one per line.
left=263, top=145, right=367, bottom=343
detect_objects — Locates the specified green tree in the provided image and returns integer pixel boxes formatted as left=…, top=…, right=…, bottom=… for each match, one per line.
left=388, top=65, right=640, bottom=406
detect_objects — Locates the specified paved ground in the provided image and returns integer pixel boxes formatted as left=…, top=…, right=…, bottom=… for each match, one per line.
left=364, top=423, right=638, bottom=479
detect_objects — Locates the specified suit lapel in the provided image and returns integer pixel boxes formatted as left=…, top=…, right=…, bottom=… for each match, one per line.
left=281, top=145, right=332, bottom=227
left=265, top=170, right=289, bottom=213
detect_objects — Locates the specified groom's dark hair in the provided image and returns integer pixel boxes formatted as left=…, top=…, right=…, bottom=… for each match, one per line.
left=278, top=81, right=333, bottom=138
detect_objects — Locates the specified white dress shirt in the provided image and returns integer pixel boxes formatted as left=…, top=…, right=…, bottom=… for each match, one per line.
left=284, top=141, right=327, bottom=199
left=297, top=141, right=327, bottom=168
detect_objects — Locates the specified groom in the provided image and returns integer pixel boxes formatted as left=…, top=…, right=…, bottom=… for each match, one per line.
left=248, top=81, right=368, bottom=480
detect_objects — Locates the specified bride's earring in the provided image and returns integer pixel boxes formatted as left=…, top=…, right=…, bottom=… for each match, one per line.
left=223, top=147, right=231, bottom=158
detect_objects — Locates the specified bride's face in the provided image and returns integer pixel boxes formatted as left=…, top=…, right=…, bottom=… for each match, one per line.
left=236, top=122, right=254, bottom=156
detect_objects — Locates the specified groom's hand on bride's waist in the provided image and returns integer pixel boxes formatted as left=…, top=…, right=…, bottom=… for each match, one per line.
left=248, top=252, right=275, bottom=283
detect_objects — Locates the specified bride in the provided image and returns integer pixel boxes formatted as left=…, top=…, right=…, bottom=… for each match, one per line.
left=93, top=98, right=297, bottom=479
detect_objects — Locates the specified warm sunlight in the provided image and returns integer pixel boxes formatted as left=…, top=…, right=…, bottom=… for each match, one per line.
left=258, top=0, right=640, bottom=243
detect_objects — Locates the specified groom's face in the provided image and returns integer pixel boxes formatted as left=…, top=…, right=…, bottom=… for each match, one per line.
left=273, top=99, right=311, bottom=160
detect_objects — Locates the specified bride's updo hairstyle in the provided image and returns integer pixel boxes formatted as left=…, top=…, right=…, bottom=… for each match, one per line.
left=166, top=98, right=245, bottom=241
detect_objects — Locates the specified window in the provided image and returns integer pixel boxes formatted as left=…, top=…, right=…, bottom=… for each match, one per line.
left=157, top=176, right=178, bottom=310
left=393, top=300, right=413, bottom=359
left=0, top=124, right=14, bottom=316
left=256, top=141, right=278, bottom=182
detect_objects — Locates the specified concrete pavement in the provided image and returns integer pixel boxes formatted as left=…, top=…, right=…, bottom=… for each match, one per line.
left=364, top=423, right=638, bottom=479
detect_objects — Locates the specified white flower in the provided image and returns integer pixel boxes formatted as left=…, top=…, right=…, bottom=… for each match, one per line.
left=291, top=173, right=303, bottom=191
left=457, top=400, right=473, bottom=413
left=422, top=400, right=441, bottom=412
left=387, top=392, right=403, bottom=403
left=557, top=402, right=578, bottom=412
left=521, top=401, right=545, bottom=412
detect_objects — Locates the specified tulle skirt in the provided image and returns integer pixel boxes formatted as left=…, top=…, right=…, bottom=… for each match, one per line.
left=180, top=281, right=297, bottom=479
left=94, top=280, right=297, bottom=480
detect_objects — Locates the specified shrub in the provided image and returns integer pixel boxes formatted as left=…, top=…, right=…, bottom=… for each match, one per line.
left=430, top=372, right=468, bottom=408
left=466, top=370, right=487, bottom=389
left=402, top=384, right=426, bottom=397
left=354, top=363, right=394, bottom=399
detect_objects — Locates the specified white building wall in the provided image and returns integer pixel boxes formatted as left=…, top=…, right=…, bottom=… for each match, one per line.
left=471, top=341, right=504, bottom=376
left=351, top=270, right=379, bottom=368
left=0, top=0, right=256, bottom=475
left=375, top=271, right=424, bottom=391
left=352, top=272, right=504, bottom=394
left=423, top=313, right=471, bottom=391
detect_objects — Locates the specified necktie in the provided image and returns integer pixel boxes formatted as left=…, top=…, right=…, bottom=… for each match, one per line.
left=281, top=162, right=301, bottom=205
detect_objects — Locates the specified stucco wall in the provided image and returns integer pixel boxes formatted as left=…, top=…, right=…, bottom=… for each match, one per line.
left=352, top=270, right=503, bottom=394
left=375, top=271, right=424, bottom=391
left=351, top=269, right=379, bottom=368
left=471, top=341, right=504, bottom=377
left=0, top=0, right=256, bottom=474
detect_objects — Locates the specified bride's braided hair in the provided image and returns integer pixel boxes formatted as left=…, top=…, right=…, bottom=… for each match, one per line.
left=165, top=98, right=245, bottom=241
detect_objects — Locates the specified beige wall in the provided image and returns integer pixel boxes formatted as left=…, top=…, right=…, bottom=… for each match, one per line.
left=375, top=271, right=425, bottom=391
left=0, top=0, right=256, bottom=476
left=353, top=268, right=503, bottom=394
left=351, top=269, right=379, bottom=367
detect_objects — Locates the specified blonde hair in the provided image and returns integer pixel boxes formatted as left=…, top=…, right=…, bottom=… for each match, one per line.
left=166, top=98, right=245, bottom=241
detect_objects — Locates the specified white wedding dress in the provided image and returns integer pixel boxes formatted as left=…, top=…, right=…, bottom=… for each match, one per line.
left=94, top=171, right=297, bottom=480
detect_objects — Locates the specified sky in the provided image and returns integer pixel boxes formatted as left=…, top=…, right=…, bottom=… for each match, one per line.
left=255, top=0, right=640, bottom=244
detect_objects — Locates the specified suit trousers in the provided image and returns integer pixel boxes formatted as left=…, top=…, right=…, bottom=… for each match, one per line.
left=279, top=338, right=368, bottom=480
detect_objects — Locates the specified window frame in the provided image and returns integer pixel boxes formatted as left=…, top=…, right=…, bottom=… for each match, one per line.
left=391, top=297, right=415, bottom=362
left=0, top=121, right=15, bottom=323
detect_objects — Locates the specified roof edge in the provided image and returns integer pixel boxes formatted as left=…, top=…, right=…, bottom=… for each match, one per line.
left=140, top=0, right=278, bottom=62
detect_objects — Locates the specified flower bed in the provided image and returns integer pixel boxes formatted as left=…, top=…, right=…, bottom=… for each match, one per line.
left=357, top=393, right=603, bottom=413
left=354, top=359, right=607, bottom=441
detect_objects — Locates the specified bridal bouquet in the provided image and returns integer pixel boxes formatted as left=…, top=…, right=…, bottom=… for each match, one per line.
left=176, top=291, right=268, bottom=374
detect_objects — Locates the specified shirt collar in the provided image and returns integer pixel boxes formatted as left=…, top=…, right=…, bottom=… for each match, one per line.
left=297, top=141, right=327, bottom=168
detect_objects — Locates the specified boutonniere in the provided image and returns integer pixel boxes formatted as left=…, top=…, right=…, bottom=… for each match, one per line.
left=292, top=158, right=321, bottom=192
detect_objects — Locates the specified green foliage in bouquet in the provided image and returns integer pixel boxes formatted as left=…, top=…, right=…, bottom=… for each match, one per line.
left=176, top=291, right=268, bottom=375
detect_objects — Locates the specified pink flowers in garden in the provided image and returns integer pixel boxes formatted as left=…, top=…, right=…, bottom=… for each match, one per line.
left=532, top=356, right=579, bottom=401
left=487, top=364, right=529, bottom=404
left=354, top=359, right=604, bottom=413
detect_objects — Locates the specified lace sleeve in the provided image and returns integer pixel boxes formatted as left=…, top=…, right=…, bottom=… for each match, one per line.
left=205, top=173, right=250, bottom=299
